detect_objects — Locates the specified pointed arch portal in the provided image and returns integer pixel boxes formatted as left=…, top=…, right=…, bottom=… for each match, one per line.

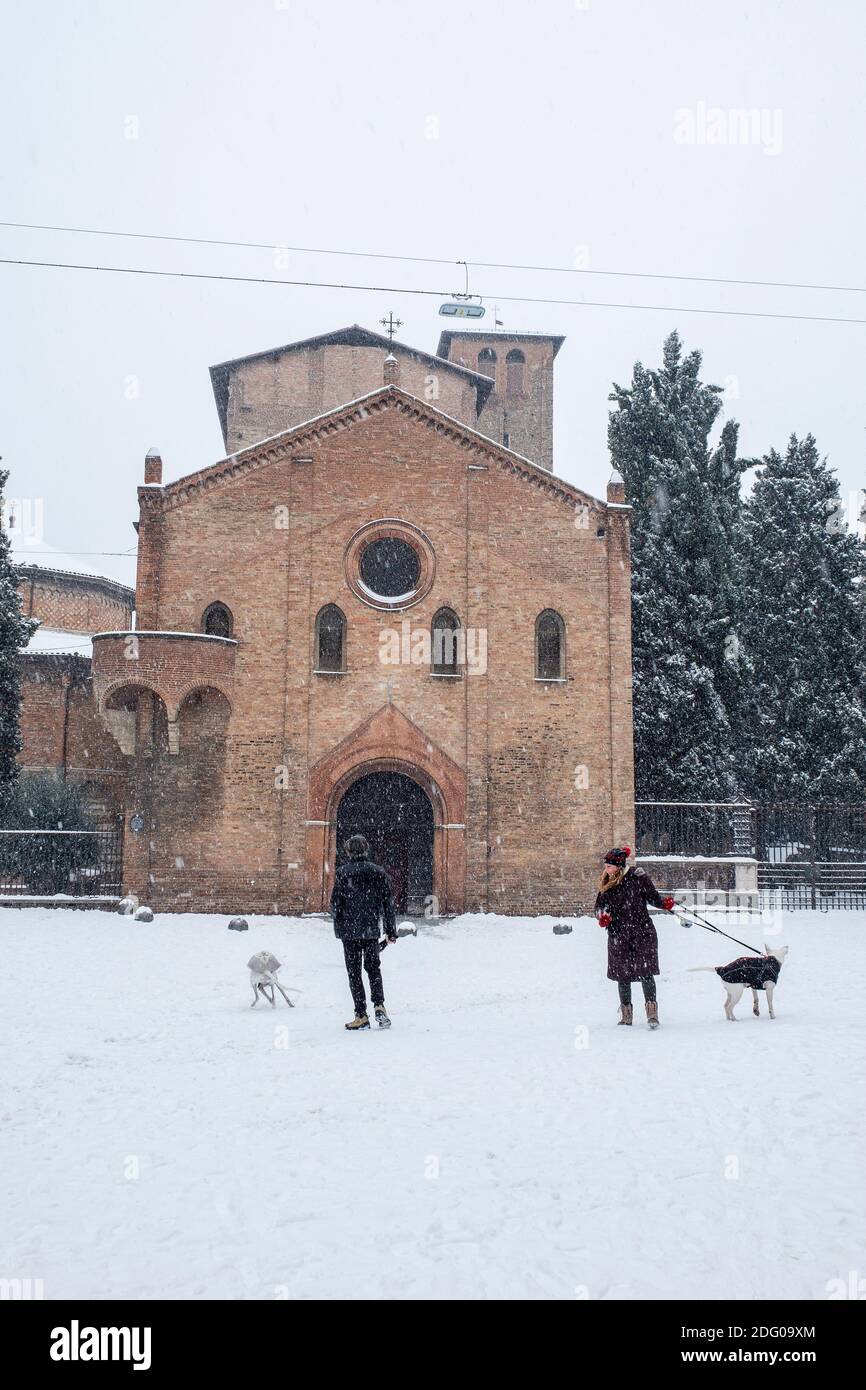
left=305, top=703, right=466, bottom=915
left=336, top=771, right=434, bottom=914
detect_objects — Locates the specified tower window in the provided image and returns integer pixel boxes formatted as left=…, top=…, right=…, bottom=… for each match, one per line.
left=431, top=608, right=461, bottom=676
left=535, top=609, right=565, bottom=680
left=477, top=347, right=497, bottom=381
left=315, top=604, right=346, bottom=672
left=202, top=602, right=233, bottom=639
left=506, top=349, right=525, bottom=395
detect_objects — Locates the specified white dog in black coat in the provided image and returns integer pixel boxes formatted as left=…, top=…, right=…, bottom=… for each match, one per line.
left=691, top=944, right=789, bottom=1020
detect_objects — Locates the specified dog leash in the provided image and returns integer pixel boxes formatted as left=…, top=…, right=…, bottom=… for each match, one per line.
left=670, top=904, right=764, bottom=956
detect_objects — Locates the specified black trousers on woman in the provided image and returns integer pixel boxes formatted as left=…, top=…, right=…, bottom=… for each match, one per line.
left=343, top=939, right=384, bottom=1015
left=618, top=976, right=656, bottom=1006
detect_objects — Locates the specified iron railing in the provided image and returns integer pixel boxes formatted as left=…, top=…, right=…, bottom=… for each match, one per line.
left=635, top=801, right=754, bottom=858
left=636, top=801, right=866, bottom=910
left=0, top=828, right=123, bottom=898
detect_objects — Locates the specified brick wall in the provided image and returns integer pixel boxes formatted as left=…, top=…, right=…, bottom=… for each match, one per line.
left=119, top=391, right=634, bottom=915
left=17, top=657, right=130, bottom=824
left=224, top=343, right=480, bottom=454
left=437, top=333, right=557, bottom=471
left=15, top=569, right=135, bottom=832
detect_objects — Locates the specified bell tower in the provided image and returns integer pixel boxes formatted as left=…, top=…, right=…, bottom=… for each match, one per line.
left=435, top=329, right=564, bottom=472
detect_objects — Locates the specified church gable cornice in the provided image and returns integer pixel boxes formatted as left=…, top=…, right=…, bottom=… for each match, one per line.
left=139, top=386, right=605, bottom=520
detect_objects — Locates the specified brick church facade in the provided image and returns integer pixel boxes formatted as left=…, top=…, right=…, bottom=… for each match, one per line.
left=22, top=323, right=635, bottom=915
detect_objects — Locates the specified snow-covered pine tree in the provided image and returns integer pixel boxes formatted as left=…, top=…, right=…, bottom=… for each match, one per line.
left=740, top=434, right=866, bottom=802
left=0, top=469, right=37, bottom=809
left=608, top=331, right=748, bottom=800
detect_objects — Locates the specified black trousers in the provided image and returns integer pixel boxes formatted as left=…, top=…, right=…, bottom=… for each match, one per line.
left=618, top=976, right=657, bottom=1006
left=342, top=939, right=384, bottom=1015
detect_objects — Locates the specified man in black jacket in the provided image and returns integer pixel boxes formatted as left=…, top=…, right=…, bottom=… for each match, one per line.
left=330, top=834, right=397, bottom=1030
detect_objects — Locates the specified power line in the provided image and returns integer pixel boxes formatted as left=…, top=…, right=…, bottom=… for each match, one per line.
left=2, top=256, right=866, bottom=327
left=13, top=549, right=137, bottom=557
left=2, top=218, right=863, bottom=296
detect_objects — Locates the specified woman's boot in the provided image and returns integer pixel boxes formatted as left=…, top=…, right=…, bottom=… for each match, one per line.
left=618, top=1004, right=633, bottom=1026
left=646, top=1000, right=660, bottom=1030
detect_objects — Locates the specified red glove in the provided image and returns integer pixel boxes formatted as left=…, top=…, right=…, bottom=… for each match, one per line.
left=598, top=911, right=612, bottom=928
left=662, top=896, right=675, bottom=911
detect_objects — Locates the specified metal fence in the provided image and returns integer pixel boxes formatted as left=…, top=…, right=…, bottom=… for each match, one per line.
left=0, top=828, right=123, bottom=899
left=635, top=801, right=754, bottom=858
left=635, top=801, right=866, bottom=910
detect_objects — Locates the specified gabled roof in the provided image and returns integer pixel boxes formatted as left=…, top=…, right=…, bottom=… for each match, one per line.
left=141, top=384, right=604, bottom=520
left=437, top=328, right=566, bottom=360
left=209, top=324, right=495, bottom=442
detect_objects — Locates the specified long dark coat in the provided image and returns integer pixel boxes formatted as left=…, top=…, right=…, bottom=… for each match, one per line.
left=594, top=867, right=663, bottom=982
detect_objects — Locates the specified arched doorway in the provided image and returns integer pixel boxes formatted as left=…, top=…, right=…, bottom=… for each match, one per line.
left=335, top=771, right=434, bottom=914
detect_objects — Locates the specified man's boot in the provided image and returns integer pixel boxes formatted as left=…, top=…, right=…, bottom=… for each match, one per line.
left=345, top=1013, right=370, bottom=1031
left=618, top=1004, right=633, bottom=1026
left=375, top=1004, right=391, bottom=1029
left=646, top=1000, right=660, bottom=1030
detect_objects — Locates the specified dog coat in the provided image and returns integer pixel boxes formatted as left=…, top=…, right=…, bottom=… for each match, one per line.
left=716, top=955, right=781, bottom=990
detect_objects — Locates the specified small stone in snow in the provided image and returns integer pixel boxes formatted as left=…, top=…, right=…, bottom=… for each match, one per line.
left=228, top=917, right=249, bottom=931
left=134, top=906, right=154, bottom=923
left=552, top=923, right=572, bottom=935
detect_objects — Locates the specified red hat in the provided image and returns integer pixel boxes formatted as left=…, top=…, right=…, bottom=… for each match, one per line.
left=603, top=845, right=631, bottom=866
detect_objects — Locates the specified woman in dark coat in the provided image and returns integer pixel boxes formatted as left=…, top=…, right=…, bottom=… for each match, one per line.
left=594, top=846, right=674, bottom=1028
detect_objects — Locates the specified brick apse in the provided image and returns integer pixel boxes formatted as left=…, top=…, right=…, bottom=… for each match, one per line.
left=81, top=323, right=636, bottom=915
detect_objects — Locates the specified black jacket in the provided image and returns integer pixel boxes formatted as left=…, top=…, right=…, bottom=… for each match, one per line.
left=330, top=858, right=397, bottom=941
left=716, top=955, right=782, bottom=990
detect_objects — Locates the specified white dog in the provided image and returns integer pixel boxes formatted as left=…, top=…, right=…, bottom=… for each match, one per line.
left=691, top=944, right=789, bottom=1020
left=248, top=951, right=295, bottom=1008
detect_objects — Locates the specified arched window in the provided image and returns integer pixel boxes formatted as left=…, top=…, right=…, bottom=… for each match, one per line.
left=202, top=602, right=233, bottom=639
left=477, top=347, right=497, bottom=381
left=535, top=609, right=565, bottom=680
left=315, top=604, right=346, bottom=673
left=431, top=608, right=461, bottom=676
left=506, top=348, right=525, bottom=395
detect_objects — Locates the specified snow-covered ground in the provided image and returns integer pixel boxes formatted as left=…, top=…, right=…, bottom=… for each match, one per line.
left=2, top=906, right=864, bottom=1301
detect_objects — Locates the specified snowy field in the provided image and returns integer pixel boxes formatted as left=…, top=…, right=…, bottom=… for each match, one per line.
left=2, top=905, right=864, bottom=1301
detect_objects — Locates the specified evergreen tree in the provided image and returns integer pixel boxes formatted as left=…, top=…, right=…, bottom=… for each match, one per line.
left=609, top=332, right=748, bottom=800
left=0, top=469, right=37, bottom=809
left=739, top=434, right=866, bottom=801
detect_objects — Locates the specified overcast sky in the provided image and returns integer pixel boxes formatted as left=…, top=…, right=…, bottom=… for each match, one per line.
left=2, top=0, right=864, bottom=589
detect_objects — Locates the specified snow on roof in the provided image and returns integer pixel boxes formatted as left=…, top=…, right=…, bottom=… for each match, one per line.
left=21, top=627, right=93, bottom=658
